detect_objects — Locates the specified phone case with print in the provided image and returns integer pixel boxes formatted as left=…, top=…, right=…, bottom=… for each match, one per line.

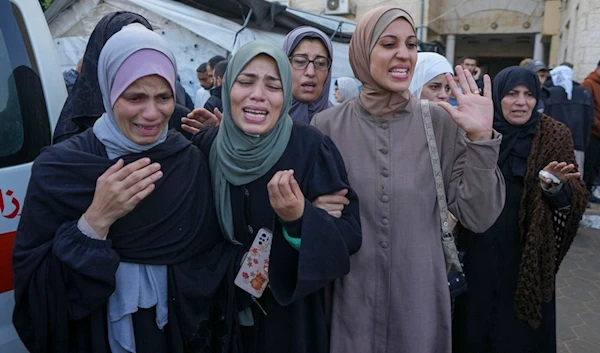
left=234, top=228, right=272, bottom=298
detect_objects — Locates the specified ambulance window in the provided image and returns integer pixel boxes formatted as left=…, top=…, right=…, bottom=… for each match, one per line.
left=0, top=3, right=51, bottom=168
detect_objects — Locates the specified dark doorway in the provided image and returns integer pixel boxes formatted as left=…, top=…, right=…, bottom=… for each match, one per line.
left=477, top=57, right=524, bottom=80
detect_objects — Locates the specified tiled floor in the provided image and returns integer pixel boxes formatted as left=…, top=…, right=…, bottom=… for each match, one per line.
left=556, top=225, right=600, bottom=353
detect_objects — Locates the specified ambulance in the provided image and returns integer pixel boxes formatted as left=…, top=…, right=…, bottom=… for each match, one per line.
left=0, top=0, right=66, bottom=350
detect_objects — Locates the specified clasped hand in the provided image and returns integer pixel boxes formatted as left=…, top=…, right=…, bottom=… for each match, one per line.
left=268, top=170, right=305, bottom=222
left=84, top=158, right=163, bottom=239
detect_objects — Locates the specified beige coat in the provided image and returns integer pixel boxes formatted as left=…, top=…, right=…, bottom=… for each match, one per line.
left=312, top=97, right=505, bottom=353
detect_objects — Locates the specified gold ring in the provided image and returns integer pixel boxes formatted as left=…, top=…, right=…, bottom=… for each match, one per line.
left=472, top=89, right=481, bottom=95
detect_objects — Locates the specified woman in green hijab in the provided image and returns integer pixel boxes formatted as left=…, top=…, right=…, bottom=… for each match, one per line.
left=192, top=40, right=361, bottom=353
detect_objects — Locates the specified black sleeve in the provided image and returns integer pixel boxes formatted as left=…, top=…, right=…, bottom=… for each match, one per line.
left=268, top=135, right=362, bottom=306
left=168, top=103, right=193, bottom=140
left=12, top=164, right=120, bottom=352
left=585, top=94, right=594, bottom=148
left=542, top=182, right=573, bottom=213
left=203, top=97, right=217, bottom=115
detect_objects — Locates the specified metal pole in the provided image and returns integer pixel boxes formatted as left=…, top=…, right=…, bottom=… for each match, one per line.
left=419, top=0, right=425, bottom=42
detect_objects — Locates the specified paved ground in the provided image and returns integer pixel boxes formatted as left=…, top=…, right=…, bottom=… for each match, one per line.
left=556, top=205, right=600, bottom=353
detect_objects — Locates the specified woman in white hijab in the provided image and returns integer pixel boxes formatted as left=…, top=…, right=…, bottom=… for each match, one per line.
left=409, top=52, right=454, bottom=102
left=334, top=77, right=360, bottom=103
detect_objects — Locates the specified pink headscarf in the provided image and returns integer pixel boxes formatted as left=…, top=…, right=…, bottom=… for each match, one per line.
left=110, top=48, right=176, bottom=106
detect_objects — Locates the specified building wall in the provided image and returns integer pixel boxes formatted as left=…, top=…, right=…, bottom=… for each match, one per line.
left=289, top=0, right=599, bottom=81
left=557, top=0, right=600, bottom=82
left=287, top=0, right=422, bottom=22
left=290, top=0, right=544, bottom=62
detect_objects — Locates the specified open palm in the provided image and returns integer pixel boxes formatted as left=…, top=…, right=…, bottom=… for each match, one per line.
left=438, top=66, right=494, bottom=141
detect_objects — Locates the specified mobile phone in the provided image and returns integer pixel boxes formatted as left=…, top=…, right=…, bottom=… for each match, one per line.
left=234, top=228, right=272, bottom=298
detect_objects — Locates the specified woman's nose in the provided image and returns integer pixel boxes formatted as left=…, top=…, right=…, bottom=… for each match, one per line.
left=142, top=101, right=161, bottom=119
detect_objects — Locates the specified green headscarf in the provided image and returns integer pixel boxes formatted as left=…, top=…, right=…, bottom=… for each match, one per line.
left=210, top=40, right=293, bottom=244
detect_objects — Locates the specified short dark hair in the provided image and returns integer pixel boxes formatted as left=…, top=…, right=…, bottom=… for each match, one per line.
left=214, top=60, right=228, bottom=80
left=208, top=55, right=226, bottom=69
left=462, top=56, right=477, bottom=63
left=597, top=60, right=600, bottom=67
left=196, top=62, right=208, bottom=73
left=559, top=62, right=574, bottom=69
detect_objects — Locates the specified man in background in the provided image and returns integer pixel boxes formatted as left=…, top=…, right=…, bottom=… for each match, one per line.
left=582, top=60, right=600, bottom=202
left=204, top=60, right=227, bottom=114
left=194, top=62, right=213, bottom=109
left=526, top=60, right=550, bottom=87
left=544, top=65, right=594, bottom=183
left=207, top=55, right=226, bottom=82
left=460, top=56, right=484, bottom=91
left=526, top=60, right=550, bottom=112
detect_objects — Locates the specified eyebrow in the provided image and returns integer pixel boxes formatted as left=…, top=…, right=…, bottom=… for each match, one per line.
left=378, top=34, right=418, bottom=40
left=292, top=53, right=329, bottom=60
left=238, top=72, right=281, bottom=81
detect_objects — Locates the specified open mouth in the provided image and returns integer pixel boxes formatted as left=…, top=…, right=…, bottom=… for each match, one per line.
left=301, top=82, right=317, bottom=93
left=243, top=108, right=268, bottom=122
left=511, top=110, right=528, bottom=117
left=135, top=123, right=161, bottom=136
left=388, top=67, right=408, bottom=80
left=389, top=68, right=409, bottom=80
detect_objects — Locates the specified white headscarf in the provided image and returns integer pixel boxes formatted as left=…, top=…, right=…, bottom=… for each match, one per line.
left=551, top=65, right=574, bottom=100
left=408, top=52, right=454, bottom=99
left=336, top=77, right=360, bottom=102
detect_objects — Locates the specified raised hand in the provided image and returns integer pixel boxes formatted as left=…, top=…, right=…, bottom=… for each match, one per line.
left=539, top=161, right=580, bottom=185
left=83, top=158, right=163, bottom=239
left=268, top=170, right=305, bottom=222
left=311, top=189, right=350, bottom=218
left=181, top=107, right=222, bottom=135
left=438, top=65, right=494, bottom=141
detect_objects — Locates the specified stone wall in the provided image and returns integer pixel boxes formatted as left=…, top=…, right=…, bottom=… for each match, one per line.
left=557, top=0, right=600, bottom=82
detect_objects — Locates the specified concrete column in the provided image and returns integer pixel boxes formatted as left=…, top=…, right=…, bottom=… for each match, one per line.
left=533, top=33, right=544, bottom=62
left=446, top=34, right=456, bottom=66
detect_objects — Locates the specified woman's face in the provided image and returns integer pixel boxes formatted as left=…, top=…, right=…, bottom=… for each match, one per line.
left=369, top=18, right=417, bottom=93
left=112, top=74, right=174, bottom=145
left=500, top=84, right=537, bottom=125
left=290, top=38, right=329, bottom=103
left=230, top=54, right=284, bottom=136
left=334, top=85, right=343, bottom=103
left=420, top=73, right=451, bottom=102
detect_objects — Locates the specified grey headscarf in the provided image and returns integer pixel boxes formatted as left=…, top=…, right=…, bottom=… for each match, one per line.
left=283, top=26, right=333, bottom=123
left=93, top=23, right=176, bottom=353
left=210, top=40, right=293, bottom=244
left=93, top=23, right=177, bottom=159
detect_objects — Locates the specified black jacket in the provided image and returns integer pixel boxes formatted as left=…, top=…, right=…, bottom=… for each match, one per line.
left=204, top=86, right=223, bottom=114
left=544, top=84, right=594, bottom=151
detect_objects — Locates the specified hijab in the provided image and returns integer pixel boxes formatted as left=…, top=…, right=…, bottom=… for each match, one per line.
left=408, top=52, right=454, bottom=99
left=349, top=6, right=416, bottom=117
left=492, top=66, right=541, bottom=177
left=54, top=12, right=152, bottom=142
left=283, top=26, right=333, bottom=123
left=93, top=23, right=177, bottom=159
left=336, top=77, right=360, bottom=101
left=210, top=40, right=293, bottom=243
left=551, top=65, right=574, bottom=100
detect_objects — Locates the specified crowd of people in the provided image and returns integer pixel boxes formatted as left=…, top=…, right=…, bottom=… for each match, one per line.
left=18, top=4, right=596, bottom=353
